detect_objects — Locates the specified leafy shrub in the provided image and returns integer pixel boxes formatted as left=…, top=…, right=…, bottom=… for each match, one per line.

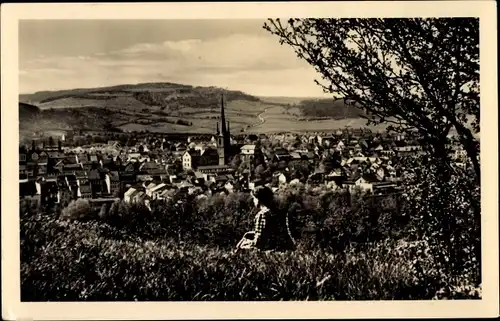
left=401, top=155, right=481, bottom=286
left=60, top=199, right=92, bottom=221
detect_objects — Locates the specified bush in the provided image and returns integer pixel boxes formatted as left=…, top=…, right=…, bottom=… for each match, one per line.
left=274, top=186, right=405, bottom=251
left=400, top=155, right=481, bottom=287
left=60, top=199, right=92, bottom=221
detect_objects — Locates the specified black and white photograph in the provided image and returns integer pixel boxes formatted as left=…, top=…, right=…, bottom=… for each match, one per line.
left=1, top=1, right=498, bottom=320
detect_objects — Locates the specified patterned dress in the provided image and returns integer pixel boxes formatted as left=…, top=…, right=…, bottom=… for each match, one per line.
left=239, top=206, right=295, bottom=251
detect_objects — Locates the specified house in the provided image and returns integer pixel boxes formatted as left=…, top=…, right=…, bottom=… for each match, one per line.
left=150, top=183, right=168, bottom=200
left=108, top=141, right=121, bottom=149
left=354, top=173, right=394, bottom=193
left=132, top=191, right=146, bottom=204
left=88, top=169, right=108, bottom=198
left=19, top=162, right=28, bottom=177
left=196, top=164, right=232, bottom=175
left=38, top=179, right=59, bottom=205
left=64, top=174, right=80, bottom=199
left=57, top=175, right=72, bottom=206
left=273, top=148, right=291, bottom=162
left=336, top=140, right=345, bottom=151
left=37, top=163, right=48, bottom=176
left=79, top=183, right=92, bottom=199
left=89, top=154, right=99, bottom=163
left=123, top=161, right=137, bottom=173
left=318, top=135, right=335, bottom=147
left=375, top=166, right=386, bottom=181
left=76, top=152, right=89, bottom=164
left=301, top=152, right=317, bottom=164
left=107, top=171, right=120, bottom=196
left=393, top=145, right=423, bottom=157
left=198, top=148, right=219, bottom=167
left=137, top=174, right=154, bottom=184
left=182, top=150, right=201, bottom=170
left=140, top=161, right=167, bottom=177
left=101, top=157, right=116, bottom=170
left=240, top=144, right=261, bottom=161
left=127, top=153, right=142, bottom=162
left=144, top=182, right=158, bottom=197
left=192, top=172, right=206, bottom=186
left=38, top=151, right=49, bottom=165
left=157, top=188, right=174, bottom=201
left=308, top=168, right=325, bottom=183
left=176, top=181, right=194, bottom=192
left=325, top=168, right=345, bottom=180
left=124, top=187, right=138, bottom=203
left=62, top=163, right=83, bottom=175
left=288, top=152, right=303, bottom=165
left=19, top=146, right=27, bottom=164
left=359, top=139, right=369, bottom=150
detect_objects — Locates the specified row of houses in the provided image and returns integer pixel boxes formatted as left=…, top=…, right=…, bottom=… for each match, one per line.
left=20, top=128, right=472, bottom=208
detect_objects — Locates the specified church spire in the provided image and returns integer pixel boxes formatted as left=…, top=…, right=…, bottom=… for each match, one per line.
left=220, top=94, right=227, bottom=135
left=216, top=92, right=231, bottom=166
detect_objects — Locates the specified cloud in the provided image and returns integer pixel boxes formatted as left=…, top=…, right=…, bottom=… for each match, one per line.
left=20, top=33, right=326, bottom=97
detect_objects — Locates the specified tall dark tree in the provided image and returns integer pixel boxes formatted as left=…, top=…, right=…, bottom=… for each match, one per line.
left=264, top=18, right=480, bottom=182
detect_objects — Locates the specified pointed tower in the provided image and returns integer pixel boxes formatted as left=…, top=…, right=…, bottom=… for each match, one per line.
left=220, top=94, right=227, bottom=138
left=216, top=94, right=231, bottom=165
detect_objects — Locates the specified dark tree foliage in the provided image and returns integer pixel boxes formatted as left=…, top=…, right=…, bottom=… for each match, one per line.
left=264, top=18, right=480, bottom=182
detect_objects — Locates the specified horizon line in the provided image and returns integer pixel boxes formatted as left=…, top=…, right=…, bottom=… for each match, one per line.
left=19, top=81, right=333, bottom=99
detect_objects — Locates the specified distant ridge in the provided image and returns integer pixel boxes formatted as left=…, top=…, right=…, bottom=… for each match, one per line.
left=19, top=82, right=369, bottom=138
left=19, top=82, right=259, bottom=106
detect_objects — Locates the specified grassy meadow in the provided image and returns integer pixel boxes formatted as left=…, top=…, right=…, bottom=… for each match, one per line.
left=21, top=167, right=481, bottom=301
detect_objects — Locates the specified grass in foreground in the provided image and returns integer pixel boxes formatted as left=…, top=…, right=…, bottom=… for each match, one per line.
left=20, top=215, right=481, bottom=301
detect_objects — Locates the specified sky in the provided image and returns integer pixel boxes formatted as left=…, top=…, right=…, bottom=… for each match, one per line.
left=19, top=20, right=330, bottom=97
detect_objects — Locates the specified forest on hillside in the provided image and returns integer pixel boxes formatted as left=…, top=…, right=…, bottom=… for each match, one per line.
left=298, top=99, right=366, bottom=119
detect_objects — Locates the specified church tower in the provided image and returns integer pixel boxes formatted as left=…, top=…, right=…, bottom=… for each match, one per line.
left=216, top=94, right=231, bottom=165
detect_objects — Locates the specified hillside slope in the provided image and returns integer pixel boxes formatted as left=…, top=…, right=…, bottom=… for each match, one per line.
left=19, top=83, right=370, bottom=136
left=20, top=83, right=260, bottom=112
left=19, top=102, right=41, bottom=119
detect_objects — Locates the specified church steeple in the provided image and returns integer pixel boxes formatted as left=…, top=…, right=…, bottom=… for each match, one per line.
left=216, top=93, right=231, bottom=166
left=220, top=94, right=227, bottom=135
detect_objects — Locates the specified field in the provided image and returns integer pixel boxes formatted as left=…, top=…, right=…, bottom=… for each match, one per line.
left=38, top=96, right=151, bottom=112
left=19, top=83, right=375, bottom=136
left=248, top=106, right=387, bottom=134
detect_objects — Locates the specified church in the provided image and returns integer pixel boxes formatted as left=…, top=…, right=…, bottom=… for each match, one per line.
left=189, top=94, right=236, bottom=175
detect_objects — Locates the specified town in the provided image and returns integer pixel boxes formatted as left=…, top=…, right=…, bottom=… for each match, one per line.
left=19, top=97, right=470, bottom=211
left=14, top=15, right=484, bottom=304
